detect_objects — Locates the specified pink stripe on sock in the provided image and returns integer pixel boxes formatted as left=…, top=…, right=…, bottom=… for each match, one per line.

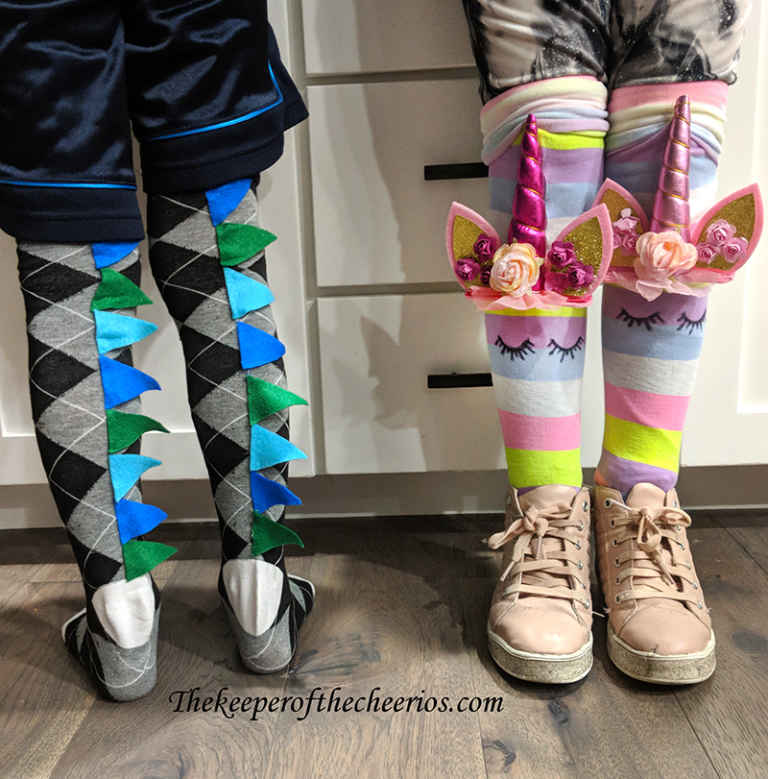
left=498, top=411, right=581, bottom=451
left=605, top=382, right=690, bottom=431
left=485, top=313, right=585, bottom=349
left=609, top=81, right=728, bottom=113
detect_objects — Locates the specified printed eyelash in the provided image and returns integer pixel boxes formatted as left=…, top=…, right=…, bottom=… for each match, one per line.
left=676, top=311, right=706, bottom=334
left=616, top=308, right=665, bottom=331
left=495, top=335, right=535, bottom=361
left=548, top=336, right=585, bottom=362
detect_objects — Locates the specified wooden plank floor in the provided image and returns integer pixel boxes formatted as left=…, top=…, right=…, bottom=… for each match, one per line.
left=1, top=510, right=767, bottom=779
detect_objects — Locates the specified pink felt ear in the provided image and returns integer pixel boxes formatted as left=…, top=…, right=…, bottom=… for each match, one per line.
left=592, top=179, right=648, bottom=268
left=553, top=203, right=614, bottom=298
left=445, top=202, right=502, bottom=291
left=687, top=184, right=763, bottom=281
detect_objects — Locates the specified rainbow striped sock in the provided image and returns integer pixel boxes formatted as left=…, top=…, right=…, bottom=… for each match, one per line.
left=596, top=286, right=706, bottom=494
left=486, top=308, right=586, bottom=490
left=480, top=77, right=606, bottom=491
left=598, top=81, right=726, bottom=494
left=481, top=75, right=608, bottom=242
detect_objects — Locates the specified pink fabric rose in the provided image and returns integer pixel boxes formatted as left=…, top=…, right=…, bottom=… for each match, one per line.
left=721, top=236, right=748, bottom=264
left=621, top=231, right=638, bottom=254
left=696, top=242, right=719, bottom=264
left=612, top=208, right=640, bottom=254
left=473, top=234, right=497, bottom=262
left=634, top=231, right=698, bottom=283
left=547, top=240, right=577, bottom=269
left=545, top=261, right=594, bottom=293
left=568, top=263, right=595, bottom=288
left=614, top=207, right=639, bottom=235
left=489, top=242, right=542, bottom=297
left=705, top=219, right=736, bottom=246
left=454, top=257, right=480, bottom=282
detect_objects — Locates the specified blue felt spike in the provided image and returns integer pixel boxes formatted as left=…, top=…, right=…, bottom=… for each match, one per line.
left=92, top=241, right=141, bottom=269
left=250, top=425, right=308, bottom=471
left=109, top=454, right=162, bottom=502
left=115, top=499, right=168, bottom=544
left=205, top=178, right=252, bottom=226
left=94, top=310, right=158, bottom=355
left=98, top=356, right=161, bottom=410
left=223, top=267, right=274, bottom=319
left=250, top=471, right=302, bottom=514
left=237, top=322, right=286, bottom=369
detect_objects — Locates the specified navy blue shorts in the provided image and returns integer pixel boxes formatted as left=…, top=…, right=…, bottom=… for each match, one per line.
left=0, top=0, right=307, bottom=242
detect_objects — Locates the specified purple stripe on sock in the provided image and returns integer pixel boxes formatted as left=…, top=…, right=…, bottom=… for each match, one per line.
left=597, top=450, right=678, bottom=496
left=490, top=145, right=604, bottom=184
left=602, top=285, right=708, bottom=322
left=484, top=313, right=586, bottom=349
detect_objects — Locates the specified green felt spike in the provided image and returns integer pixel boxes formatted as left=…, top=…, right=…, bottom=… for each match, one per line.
left=106, top=409, right=169, bottom=453
left=123, top=539, right=177, bottom=581
left=216, top=223, right=277, bottom=267
left=251, top=512, right=304, bottom=557
left=246, top=376, right=308, bottom=425
left=91, top=268, right=153, bottom=311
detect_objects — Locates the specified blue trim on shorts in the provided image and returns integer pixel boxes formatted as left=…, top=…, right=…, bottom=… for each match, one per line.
left=147, top=62, right=284, bottom=141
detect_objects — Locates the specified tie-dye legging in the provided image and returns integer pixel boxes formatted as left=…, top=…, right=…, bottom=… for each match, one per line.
left=463, top=0, right=750, bottom=494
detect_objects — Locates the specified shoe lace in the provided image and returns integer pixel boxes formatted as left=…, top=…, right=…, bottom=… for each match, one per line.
left=606, top=498, right=703, bottom=608
left=486, top=502, right=588, bottom=607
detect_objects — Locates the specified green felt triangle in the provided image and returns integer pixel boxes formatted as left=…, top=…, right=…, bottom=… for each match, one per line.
left=106, top=409, right=169, bottom=453
left=123, top=539, right=176, bottom=580
left=246, top=376, right=308, bottom=425
left=92, top=269, right=152, bottom=311
left=216, top=223, right=277, bottom=267
left=251, top=512, right=304, bottom=557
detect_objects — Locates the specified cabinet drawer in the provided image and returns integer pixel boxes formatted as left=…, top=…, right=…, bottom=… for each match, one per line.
left=302, top=0, right=474, bottom=76
left=308, top=80, right=491, bottom=286
left=318, top=294, right=606, bottom=475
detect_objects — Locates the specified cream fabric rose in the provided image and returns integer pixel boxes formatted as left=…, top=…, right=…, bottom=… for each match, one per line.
left=488, top=242, right=542, bottom=296
left=634, top=231, right=698, bottom=282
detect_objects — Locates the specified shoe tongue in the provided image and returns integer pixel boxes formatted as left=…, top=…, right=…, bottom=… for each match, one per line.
left=518, top=485, right=579, bottom=512
left=626, top=482, right=666, bottom=509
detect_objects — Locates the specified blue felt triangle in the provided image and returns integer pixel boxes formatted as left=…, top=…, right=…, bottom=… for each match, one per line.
left=94, top=310, right=158, bottom=354
left=205, top=178, right=252, bottom=226
left=250, top=425, right=308, bottom=471
left=237, top=322, right=286, bottom=369
left=92, top=241, right=141, bottom=269
left=115, top=499, right=168, bottom=544
left=250, top=471, right=302, bottom=513
left=99, top=356, right=161, bottom=409
left=224, top=267, right=274, bottom=319
left=109, top=454, right=162, bottom=502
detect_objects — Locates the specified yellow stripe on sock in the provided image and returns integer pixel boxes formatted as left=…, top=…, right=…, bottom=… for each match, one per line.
left=514, top=128, right=605, bottom=150
left=603, top=415, right=682, bottom=473
left=486, top=306, right=587, bottom=318
left=505, top=448, right=582, bottom=488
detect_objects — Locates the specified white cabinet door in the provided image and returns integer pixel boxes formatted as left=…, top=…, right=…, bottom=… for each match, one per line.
left=0, top=0, right=314, bottom=485
left=302, top=0, right=474, bottom=75
left=308, top=80, right=488, bottom=286
left=682, top=1, right=768, bottom=470
left=317, top=293, right=605, bottom=474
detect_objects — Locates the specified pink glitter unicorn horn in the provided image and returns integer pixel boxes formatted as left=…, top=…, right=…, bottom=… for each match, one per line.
left=650, top=94, right=691, bottom=240
left=508, top=114, right=547, bottom=257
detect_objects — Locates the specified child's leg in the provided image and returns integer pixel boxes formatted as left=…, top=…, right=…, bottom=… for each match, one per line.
left=3, top=4, right=173, bottom=701
left=460, top=1, right=610, bottom=683
left=128, top=4, right=314, bottom=672
left=592, top=0, right=752, bottom=684
left=148, top=182, right=312, bottom=672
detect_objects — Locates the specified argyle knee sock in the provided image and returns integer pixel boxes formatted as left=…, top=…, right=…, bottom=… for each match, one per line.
left=17, top=241, right=174, bottom=701
left=479, top=77, right=607, bottom=492
left=147, top=179, right=313, bottom=673
left=596, top=83, right=728, bottom=494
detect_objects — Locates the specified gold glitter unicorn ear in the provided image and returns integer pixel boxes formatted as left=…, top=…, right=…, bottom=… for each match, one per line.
left=445, top=202, right=502, bottom=291
left=689, top=184, right=764, bottom=281
left=592, top=179, right=649, bottom=268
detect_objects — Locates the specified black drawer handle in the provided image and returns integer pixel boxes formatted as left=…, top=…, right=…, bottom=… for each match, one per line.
left=427, top=373, right=492, bottom=389
left=424, top=163, right=488, bottom=181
